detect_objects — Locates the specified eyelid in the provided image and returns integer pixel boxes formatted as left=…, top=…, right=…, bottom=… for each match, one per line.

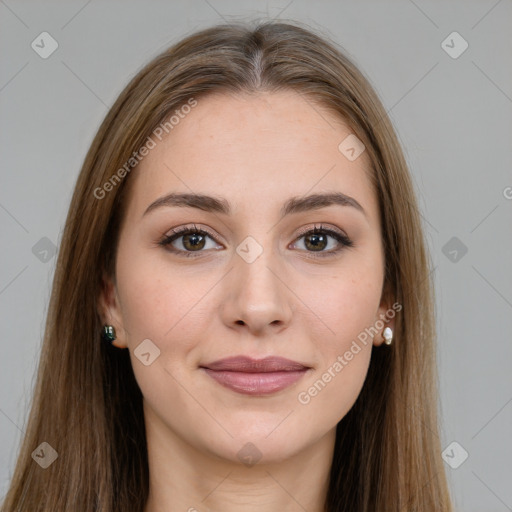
left=293, top=222, right=348, bottom=240
left=162, top=222, right=348, bottom=242
left=164, top=223, right=218, bottom=241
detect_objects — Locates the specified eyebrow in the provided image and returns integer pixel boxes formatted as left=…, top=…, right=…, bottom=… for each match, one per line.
left=143, top=191, right=367, bottom=219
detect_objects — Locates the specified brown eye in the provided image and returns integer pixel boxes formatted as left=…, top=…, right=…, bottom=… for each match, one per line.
left=292, top=226, right=354, bottom=257
left=181, top=232, right=207, bottom=251
left=303, top=232, right=329, bottom=251
left=159, top=226, right=222, bottom=257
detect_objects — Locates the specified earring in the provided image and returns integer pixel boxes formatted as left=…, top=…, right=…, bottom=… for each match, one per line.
left=383, top=326, right=393, bottom=345
left=101, top=325, right=116, bottom=344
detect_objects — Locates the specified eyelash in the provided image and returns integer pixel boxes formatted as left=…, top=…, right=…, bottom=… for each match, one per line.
left=158, top=223, right=354, bottom=259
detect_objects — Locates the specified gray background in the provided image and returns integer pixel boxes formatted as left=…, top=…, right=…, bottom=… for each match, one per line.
left=1, top=1, right=511, bottom=510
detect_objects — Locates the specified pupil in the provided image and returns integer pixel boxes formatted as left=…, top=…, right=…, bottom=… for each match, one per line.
left=306, top=234, right=326, bottom=251
left=184, top=233, right=205, bottom=250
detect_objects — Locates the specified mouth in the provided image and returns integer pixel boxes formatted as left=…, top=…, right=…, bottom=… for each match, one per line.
left=199, top=356, right=311, bottom=396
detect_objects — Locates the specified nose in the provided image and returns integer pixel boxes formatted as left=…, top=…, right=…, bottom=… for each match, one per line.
left=220, top=245, right=293, bottom=336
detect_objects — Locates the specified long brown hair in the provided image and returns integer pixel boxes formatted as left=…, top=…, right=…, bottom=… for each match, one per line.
left=1, top=20, right=452, bottom=511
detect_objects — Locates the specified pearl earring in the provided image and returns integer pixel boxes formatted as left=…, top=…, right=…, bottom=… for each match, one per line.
left=383, top=326, right=393, bottom=345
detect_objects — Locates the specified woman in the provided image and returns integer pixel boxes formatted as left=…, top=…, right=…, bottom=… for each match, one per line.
left=1, top=20, right=453, bottom=511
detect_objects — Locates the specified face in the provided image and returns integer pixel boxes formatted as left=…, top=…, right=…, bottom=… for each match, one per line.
left=100, top=90, right=394, bottom=465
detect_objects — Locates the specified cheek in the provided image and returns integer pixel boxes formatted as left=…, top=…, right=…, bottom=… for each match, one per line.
left=296, top=277, right=377, bottom=426
left=296, top=344, right=371, bottom=437
left=115, top=253, right=209, bottom=401
left=294, top=265, right=381, bottom=417
left=304, top=264, right=383, bottom=346
left=115, top=247, right=227, bottom=378
left=115, top=245, right=203, bottom=345
left=117, top=274, right=169, bottom=341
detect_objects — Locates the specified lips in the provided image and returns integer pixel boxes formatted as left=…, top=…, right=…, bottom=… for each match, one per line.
left=200, top=356, right=310, bottom=396
left=202, top=356, right=308, bottom=372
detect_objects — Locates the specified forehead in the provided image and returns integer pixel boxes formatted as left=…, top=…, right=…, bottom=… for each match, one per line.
left=127, top=90, right=378, bottom=222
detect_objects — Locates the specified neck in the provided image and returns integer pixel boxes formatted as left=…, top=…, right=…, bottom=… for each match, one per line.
left=142, top=402, right=335, bottom=512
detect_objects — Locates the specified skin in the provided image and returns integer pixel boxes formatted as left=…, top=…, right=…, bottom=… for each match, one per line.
left=99, top=90, right=395, bottom=512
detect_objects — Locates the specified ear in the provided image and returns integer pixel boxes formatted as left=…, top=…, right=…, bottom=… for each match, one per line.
left=97, top=272, right=128, bottom=349
left=373, top=281, right=397, bottom=347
